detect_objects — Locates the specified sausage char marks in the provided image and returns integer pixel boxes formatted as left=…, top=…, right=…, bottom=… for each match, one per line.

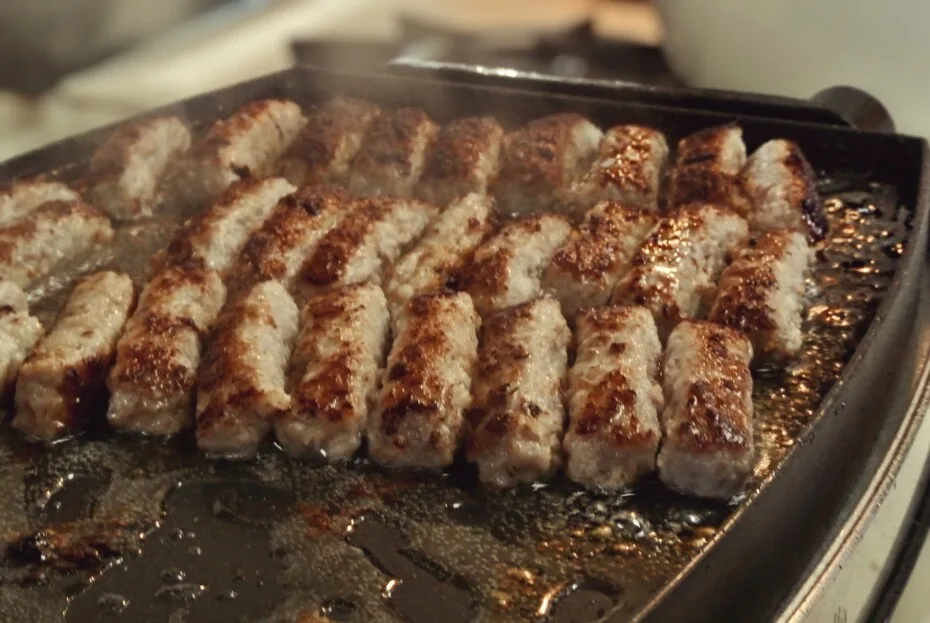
left=370, top=291, right=480, bottom=468
left=157, top=177, right=295, bottom=276
left=276, top=283, right=390, bottom=460
left=226, top=183, right=352, bottom=299
left=464, top=213, right=572, bottom=316
left=668, top=124, right=749, bottom=214
left=14, top=271, right=135, bottom=442
left=278, top=97, right=381, bottom=187
left=107, top=264, right=226, bottom=435
left=466, top=296, right=570, bottom=488
left=196, top=281, right=299, bottom=458
left=658, top=320, right=754, bottom=500
left=86, top=115, right=192, bottom=221
left=415, top=116, right=505, bottom=206
left=741, top=139, right=827, bottom=241
left=566, top=124, right=668, bottom=217
left=384, top=192, right=495, bottom=319
left=611, top=203, right=748, bottom=339
left=296, top=195, right=438, bottom=301
left=493, top=113, right=603, bottom=217
left=543, top=200, right=657, bottom=322
left=0, top=200, right=114, bottom=288
left=563, top=306, right=663, bottom=489
left=346, top=107, right=438, bottom=197
left=0, top=180, right=80, bottom=228
left=710, top=229, right=811, bottom=363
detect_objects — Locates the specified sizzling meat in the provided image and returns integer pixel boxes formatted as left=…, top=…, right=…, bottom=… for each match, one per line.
left=658, top=320, right=754, bottom=499
left=563, top=306, right=663, bottom=489
left=543, top=200, right=657, bottom=322
left=0, top=309, right=43, bottom=398
left=710, top=229, right=811, bottom=363
left=107, top=264, right=226, bottom=435
left=0, top=180, right=81, bottom=228
left=0, top=200, right=113, bottom=288
left=465, top=213, right=572, bottom=315
left=196, top=281, right=299, bottom=458
left=611, top=203, right=748, bottom=338
left=13, top=271, right=135, bottom=442
left=466, top=296, right=570, bottom=488
left=370, top=291, right=480, bottom=468
left=86, top=115, right=191, bottom=221
left=668, top=124, right=749, bottom=214
left=278, top=97, right=381, bottom=187
left=276, top=283, right=390, bottom=460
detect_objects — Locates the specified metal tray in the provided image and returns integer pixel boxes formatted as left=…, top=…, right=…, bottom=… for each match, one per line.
left=0, top=66, right=928, bottom=623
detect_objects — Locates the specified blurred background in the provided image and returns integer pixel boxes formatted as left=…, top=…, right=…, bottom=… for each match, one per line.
left=0, top=0, right=926, bottom=620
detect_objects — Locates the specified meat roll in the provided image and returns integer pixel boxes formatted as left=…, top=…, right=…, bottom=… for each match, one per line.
left=465, top=213, right=572, bottom=316
left=612, top=203, right=748, bottom=338
left=196, top=281, right=299, bottom=458
left=13, top=271, right=135, bottom=442
left=415, top=116, right=504, bottom=206
left=346, top=108, right=438, bottom=197
left=86, top=115, right=192, bottom=221
left=0, top=180, right=80, bottom=228
left=741, top=139, right=828, bottom=241
left=667, top=124, right=750, bottom=214
left=493, top=113, right=602, bottom=217
left=710, top=229, right=811, bottom=363
left=0, top=200, right=113, bottom=288
left=276, top=283, right=390, bottom=460
left=182, top=99, right=304, bottom=202
left=542, top=200, right=657, bottom=322
left=370, top=291, right=480, bottom=468
left=226, top=184, right=352, bottom=299
left=566, top=125, right=668, bottom=216
left=296, top=196, right=437, bottom=300
left=563, top=306, right=663, bottom=489
left=278, top=97, right=381, bottom=187
left=466, top=296, right=570, bottom=488
left=158, top=177, right=296, bottom=275
left=658, top=320, right=754, bottom=500
left=384, top=193, right=494, bottom=318
left=107, top=264, right=226, bottom=435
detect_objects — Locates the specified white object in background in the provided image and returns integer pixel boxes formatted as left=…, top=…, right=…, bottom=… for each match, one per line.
left=655, top=0, right=929, bottom=137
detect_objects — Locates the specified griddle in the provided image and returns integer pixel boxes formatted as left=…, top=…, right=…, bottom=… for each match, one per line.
left=0, top=65, right=927, bottom=623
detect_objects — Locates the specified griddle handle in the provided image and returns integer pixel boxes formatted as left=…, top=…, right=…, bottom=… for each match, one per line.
left=810, top=86, right=895, bottom=133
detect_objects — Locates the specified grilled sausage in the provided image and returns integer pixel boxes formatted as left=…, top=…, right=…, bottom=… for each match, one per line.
left=296, top=196, right=438, bottom=301
left=0, top=311, right=43, bottom=398
left=658, top=320, right=754, bottom=500
left=226, top=184, right=352, bottom=299
left=668, top=124, right=750, bottom=213
left=278, top=97, right=381, bottom=187
left=611, top=203, right=748, bottom=338
left=0, top=200, right=113, bottom=288
left=415, top=116, right=504, bottom=206
left=107, top=264, right=226, bottom=435
left=0, top=180, right=81, bottom=228
left=710, top=229, right=811, bottom=363
left=566, top=125, right=668, bottom=217
left=86, top=115, right=192, bottom=221
left=370, top=290, right=480, bottom=468
left=563, top=306, right=663, bottom=489
left=158, top=177, right=296, bottom=276
left=277, top=283, right=390, bottom=459
left=384, top=193, right=494, bottom=318
left=465, top=213, right=572, bottom=316
left=346, top=107, right=438, bottom=197
left=741, top=139, right=827, bottom=241
left=466, top=296, right=570, bottom=488
left=542, top=200, right=657, bottom=322
left=182, top=99, right=304, bottom=202
left=13, top=271, right=135, bottom=442
left=196, top=281, right=299, bottom=458
left=493, top=113, right=602, bottom=217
